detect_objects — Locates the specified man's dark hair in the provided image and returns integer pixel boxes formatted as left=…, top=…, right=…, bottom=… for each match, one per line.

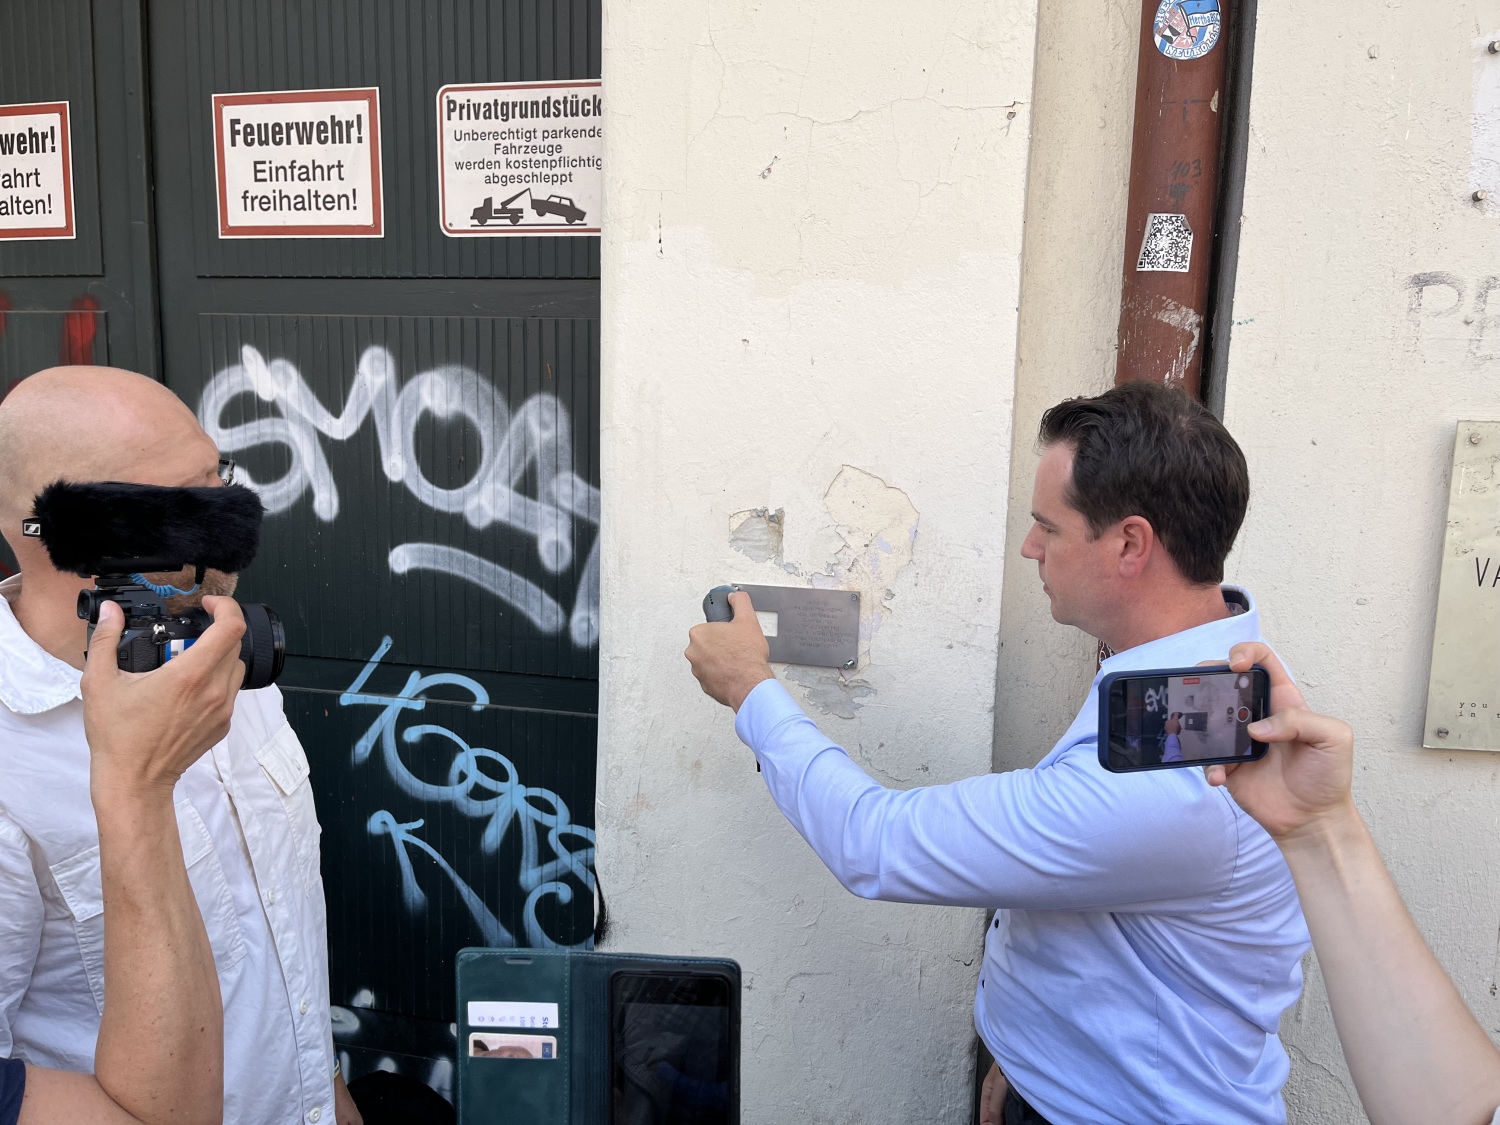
left=1037, top=381, right=1248, bottom=585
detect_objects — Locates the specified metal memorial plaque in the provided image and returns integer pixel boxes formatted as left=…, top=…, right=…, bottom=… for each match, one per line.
left=733, top=584, right=860, bottom=670
left=1424, top=421, right=1500, bottom=751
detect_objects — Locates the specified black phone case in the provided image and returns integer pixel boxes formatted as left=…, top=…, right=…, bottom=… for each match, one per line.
left=455, top=947, right=741, bottom=1125
left=1096, top=663, right=1270, bottom=773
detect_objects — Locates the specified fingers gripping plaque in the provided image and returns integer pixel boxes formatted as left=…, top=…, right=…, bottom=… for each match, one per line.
left=713, top=584, right=860, bottom=670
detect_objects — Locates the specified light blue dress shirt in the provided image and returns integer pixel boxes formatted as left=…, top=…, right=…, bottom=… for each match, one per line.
left=734, top=587, right=1308, bottom=1124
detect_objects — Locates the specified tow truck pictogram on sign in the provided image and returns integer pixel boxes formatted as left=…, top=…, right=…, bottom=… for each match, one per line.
left=470, top=195, right=525, bottom=226
left=471, top=188, right=587, bottom=228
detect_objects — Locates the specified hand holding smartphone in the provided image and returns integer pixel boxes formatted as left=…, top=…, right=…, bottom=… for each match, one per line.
left=1099, top=664, right=1271, bottom=773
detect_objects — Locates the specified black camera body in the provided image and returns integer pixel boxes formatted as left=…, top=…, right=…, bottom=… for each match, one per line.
left=27, top=481, right=286, bottom=690
left=75, top=573, right=285, bottom=688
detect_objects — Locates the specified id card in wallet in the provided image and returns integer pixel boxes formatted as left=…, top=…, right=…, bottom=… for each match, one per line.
left=456, top=948, right=740, bottom=1125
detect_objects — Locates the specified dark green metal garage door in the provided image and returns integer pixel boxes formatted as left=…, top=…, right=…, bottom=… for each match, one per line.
left=0, top=0, right=601, bottom=1095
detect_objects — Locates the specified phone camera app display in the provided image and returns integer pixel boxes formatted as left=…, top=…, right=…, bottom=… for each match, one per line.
left=1113, top=672, right=1262, bottom=767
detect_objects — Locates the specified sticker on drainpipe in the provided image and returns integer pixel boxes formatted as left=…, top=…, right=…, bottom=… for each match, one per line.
left=1136, top=213, right=1193, bottom=273
left=1153, top=0, right=1222, bottom=61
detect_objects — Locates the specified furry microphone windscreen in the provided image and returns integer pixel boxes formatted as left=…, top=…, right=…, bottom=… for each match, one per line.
left=30, top=481, right=265, bottom=576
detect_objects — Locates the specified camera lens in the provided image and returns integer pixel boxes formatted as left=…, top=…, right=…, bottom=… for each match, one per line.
left=238, top=603, right=286, bottom=690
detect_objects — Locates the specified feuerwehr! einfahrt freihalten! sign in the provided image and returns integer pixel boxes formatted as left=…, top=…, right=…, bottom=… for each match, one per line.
left=0, top=101, right=75, bottom=241
left=212, top=87, right=383, bottom=238
left=436, top=80, right=602, bottom=237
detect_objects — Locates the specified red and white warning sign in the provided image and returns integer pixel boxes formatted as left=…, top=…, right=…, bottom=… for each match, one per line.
left=213, top=87, right=383, bottom=238
left=0, top=101, right=75, bottom=241
left=436, top=80, right=602, bottom=237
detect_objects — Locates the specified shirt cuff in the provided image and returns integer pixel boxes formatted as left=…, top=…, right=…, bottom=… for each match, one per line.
left=733, top=677, right=807, bottom=755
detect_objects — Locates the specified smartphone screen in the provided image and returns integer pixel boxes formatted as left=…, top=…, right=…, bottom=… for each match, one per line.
left=1100, top=664, right=1270, bottom=772
left=610, top=972, right=736, bottom=1125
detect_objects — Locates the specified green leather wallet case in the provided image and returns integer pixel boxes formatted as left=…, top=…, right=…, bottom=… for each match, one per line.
left=456, top=947, right=740, bottom=1124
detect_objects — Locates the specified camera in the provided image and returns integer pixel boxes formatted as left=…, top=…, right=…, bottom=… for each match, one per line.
left=26, top=479, right=286, bottom=690
left=76, top=573, right=285, bottom=689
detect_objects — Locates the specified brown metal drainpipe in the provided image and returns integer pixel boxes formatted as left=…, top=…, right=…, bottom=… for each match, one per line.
left=1116, top=0, right=1233, bottom=396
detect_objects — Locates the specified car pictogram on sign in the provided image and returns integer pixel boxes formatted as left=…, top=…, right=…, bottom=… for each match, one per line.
left=530, top=194, right=586, bottom=224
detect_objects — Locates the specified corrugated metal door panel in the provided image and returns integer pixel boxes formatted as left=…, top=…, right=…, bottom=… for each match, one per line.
left=146, top=0, right=601, bottom=1079
left=282, top=684, right=597, bottom=1023
left=0, top=0, right=157, bottom=375
left=0, top=309, right=107, bottom=380
left=149, top=0, right=600, bottom=279
left=0, top=0, right=102, bottom=278
left=0, top=0, right=157, bottom=578
left=194, top=312, right=600, bottom=680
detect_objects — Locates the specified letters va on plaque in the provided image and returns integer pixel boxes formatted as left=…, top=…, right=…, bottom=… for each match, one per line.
left=1423, top=421, right=1500, bottom=751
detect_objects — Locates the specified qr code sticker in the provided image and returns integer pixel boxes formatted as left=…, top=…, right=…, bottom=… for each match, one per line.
left=1136, top=213, right=1193, bottom=273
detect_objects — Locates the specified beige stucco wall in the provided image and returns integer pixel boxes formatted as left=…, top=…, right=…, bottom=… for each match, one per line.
left=598, top=1, right=1037, bottom=1119
left=992, top=2, right=1138, bottom=778
left=1003, top=2, right=1500, bottom=1123
left=1226, top=2, right=1500, bottom=1120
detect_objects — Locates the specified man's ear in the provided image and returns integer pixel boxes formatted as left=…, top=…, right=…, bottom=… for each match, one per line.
left=1116, top=515, right=1154, bottom=579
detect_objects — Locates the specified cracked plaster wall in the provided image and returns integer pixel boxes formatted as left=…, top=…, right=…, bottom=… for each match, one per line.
left=597, top=1, right=1036, bottom=1119
left=999, top=3, right=1500, bottom=1124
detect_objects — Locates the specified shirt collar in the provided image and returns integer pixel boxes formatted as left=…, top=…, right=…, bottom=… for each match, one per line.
left=0, top=575, right=83, bottom=715
left=1095, top=585, right=1260, bottom=679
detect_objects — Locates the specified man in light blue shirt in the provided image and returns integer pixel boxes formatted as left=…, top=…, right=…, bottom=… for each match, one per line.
left=686, top=382, right=1309, bottom=1124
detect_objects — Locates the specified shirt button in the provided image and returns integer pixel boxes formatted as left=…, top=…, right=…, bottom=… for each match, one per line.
left=300, top=999, right=309, bottom=1015
left=308, top=1109, right=321, bottom=1123
left=267, top=888, right=277, bottom=906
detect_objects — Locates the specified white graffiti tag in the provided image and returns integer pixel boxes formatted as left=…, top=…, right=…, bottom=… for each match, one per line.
left=198, top=343, right=599, bottom=647
left=345, top=637, right=596, bottom=949
left=1144, top=686, right=1168, bottom=714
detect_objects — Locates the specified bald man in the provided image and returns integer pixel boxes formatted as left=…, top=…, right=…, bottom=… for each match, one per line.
left=0, top=368, right=361, bottom=1125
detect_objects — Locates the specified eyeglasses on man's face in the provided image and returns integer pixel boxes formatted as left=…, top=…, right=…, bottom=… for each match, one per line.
left=217, top=458, right=236, bottom=486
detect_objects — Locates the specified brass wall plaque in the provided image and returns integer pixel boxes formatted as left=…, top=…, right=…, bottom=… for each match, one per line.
left=1424, top=421, right=1500, bottom=750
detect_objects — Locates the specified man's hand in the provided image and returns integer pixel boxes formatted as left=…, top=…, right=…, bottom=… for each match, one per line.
left=978, top=1061, right=1009, bottom=1125
left=82, top=596, right=247, bottom=799
left=684, top=591, right=775, bottom=711
left=333, top=1072, right=363, bottom=1125
left=1203, top=642, right=1357, bottom=843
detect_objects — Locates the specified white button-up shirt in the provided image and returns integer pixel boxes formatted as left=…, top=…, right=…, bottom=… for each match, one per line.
left=0, top=576, right=335, bottom=1124
left=735, top=587, right=1309, bottom=1124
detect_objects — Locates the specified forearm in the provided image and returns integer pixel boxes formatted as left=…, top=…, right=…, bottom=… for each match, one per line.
left=90, top=789, right=222, bottom=1124
left=1283, top=807, right=1500, bottom=1125
left=738, top=682, right=1224, bottom=909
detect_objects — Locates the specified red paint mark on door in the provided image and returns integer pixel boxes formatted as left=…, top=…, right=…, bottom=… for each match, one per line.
left=59, top=293, right=99, bottom=364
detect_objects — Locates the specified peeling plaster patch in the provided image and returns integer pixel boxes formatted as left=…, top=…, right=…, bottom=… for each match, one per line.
left=777, top=466, right=919, bottom=718
left=729, top=506, right=785, bottom=563
left=782, top=666, right=876, bottom=720
left=816, top=465, right=919, bottom=633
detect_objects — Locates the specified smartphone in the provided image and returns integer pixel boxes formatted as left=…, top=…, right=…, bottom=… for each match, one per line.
left=610, top=970, right=738, bottom=1124
left=1098, top=664, right=1270, bottom=773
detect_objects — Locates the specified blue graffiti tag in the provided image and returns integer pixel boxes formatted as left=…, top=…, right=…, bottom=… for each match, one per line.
left=344, top=637, right=596, bottom=948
